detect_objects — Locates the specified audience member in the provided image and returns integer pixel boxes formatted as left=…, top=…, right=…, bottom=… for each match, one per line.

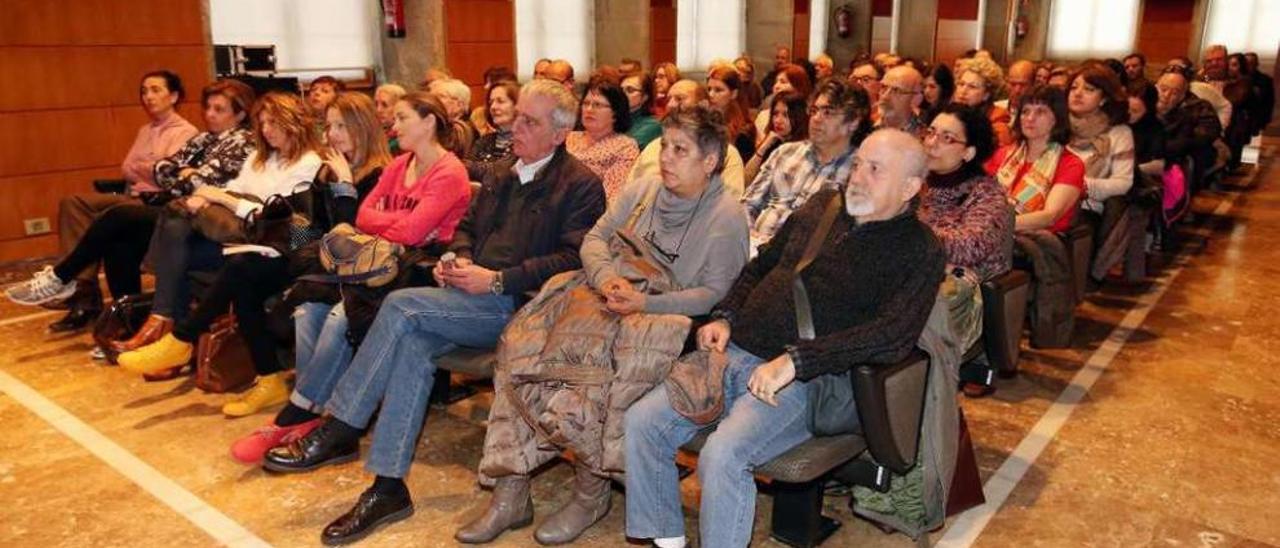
left=1068, top=65, right=1135, bottom=215
left=1156, top=69, right=1222, bottom=184
left=986, top=86, right=1085, bottom=233
left=1244, top=52, right=1275, bottom=135
left=544, top=59, right=576, bottom=92
left=428, top=78, right=477, bottom=157
left=622, top=72, right=662, bottom=149
left=877, top=65, right=926, bottom=137
left=119, top=92, right=394, bottom=408
left=632, top=81, right=748, bottom=195
left=619, top=57, right=643, bottom=78
left=760, top=45, right=792, bottom=98
left=114, top=92, right=322, bottom=360
left=814, top=53, right=835, bottom=81
left=651, top=62, right=681, bottom=118
left=1047, top=66, right=1073, bottom=89
left=1127, top=82, right=1166, bottom=177
left=755, top=64, right=813, bottom=143
left=955, top=56, right=1013, bottom=146
left=922, top=63, right=956, bottom=123
left=468, top=80, right=520, bottom=166
left=1034, top=62, right=1054, bottom=87
left=625, top=128, right=945, bottom=548
left=746, top=92, right=810, bottom=183
left=1000, top=60, right=1036, bottom=118
left=533, top=58, right=553, bottom=80
left=743, top=80, right=870, bottom=252
left=260, top=80, right=605, bottom=546
left=461, top=103, right=749, bottom=545
left=848, top=60, right=885, bottom=114
left=1123, top=53, right=1148, bottom=86
left=306, top=75, right=344, bottom=117
left=374, top=83, right=407, bottom=154
left=707, top=65, right=758, bottom=160
left=735, top=55, right=765, bottom=108
left=567, top=79, right=640, bottom=200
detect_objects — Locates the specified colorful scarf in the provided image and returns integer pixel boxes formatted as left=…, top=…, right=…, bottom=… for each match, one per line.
left=1068, top=110, right=1113, bottom=178
left=996, top=141, right=1063, bottom=214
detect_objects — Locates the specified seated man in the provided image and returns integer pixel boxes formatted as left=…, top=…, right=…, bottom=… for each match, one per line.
left=260, top=80, right=606, bottom=545
left=7, top=70, right=198, bottom=329
left=742, top=79, right=869, bottom=253
left=875, top=65, right=926, bottom=137
left=629, top=79, right=747, bottom=195
left=1156, top=68, right=1222, bottom=186
left=624, top=129, right=945, bottom=548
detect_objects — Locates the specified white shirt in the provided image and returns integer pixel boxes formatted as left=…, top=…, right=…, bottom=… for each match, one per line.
left=513, top=152, right=555, bottom=185
left=225, top=150, right=322, bottom=218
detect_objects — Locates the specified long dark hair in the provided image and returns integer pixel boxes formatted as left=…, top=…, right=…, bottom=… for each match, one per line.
left=1072, top=63, right=1128, bottom=125
left=769, top=91, right=810, bottom=142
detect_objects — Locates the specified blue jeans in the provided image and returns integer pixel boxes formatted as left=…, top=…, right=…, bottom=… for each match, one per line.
left=289, top=302, right=352, bottom=412
left=325, top=287, right=514, bottom=478
left=624, top=343, right=813, bottom=548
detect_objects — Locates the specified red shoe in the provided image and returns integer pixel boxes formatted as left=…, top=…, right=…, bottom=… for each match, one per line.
left=229, top=418, right=324, bottom=464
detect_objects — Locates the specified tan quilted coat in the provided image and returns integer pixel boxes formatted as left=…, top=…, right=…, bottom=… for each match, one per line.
left=478, top=233, right=691, bottom=484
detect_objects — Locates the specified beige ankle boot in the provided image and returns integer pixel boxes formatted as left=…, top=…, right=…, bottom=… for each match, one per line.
left=533, top=465, right=612, bottom=545
left=455, top=475, right=534, bottom=544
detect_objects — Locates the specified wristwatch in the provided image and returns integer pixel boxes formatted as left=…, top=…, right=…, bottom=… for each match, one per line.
left=489, top=271, right=505, bottom=295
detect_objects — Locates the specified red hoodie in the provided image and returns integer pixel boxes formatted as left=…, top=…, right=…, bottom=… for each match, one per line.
left=356, top=151, right=471, bottom=245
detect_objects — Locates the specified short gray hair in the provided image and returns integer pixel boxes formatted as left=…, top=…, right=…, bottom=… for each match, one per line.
left=376, top=83, right=407, bottom=101
left=520, top=79, right=579, bottom=132
left=430, top=78, right=471, bottom=106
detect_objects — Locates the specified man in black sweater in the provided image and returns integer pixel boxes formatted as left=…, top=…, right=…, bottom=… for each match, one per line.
left=624, top=128, right=945, bottom=548
left=261, top=80, right=606, bottom=546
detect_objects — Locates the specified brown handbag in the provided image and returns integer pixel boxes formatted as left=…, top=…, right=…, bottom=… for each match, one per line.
left=194, top=313, right=257, bottom=393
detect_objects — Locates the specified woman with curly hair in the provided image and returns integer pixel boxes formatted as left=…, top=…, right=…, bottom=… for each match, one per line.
left=955, top=55, right=1014, bottom=146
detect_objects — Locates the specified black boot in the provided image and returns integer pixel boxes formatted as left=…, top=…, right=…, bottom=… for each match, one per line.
left=321, top=482, right=413, bottom=546
left=48, top=284, right=102, bottom=333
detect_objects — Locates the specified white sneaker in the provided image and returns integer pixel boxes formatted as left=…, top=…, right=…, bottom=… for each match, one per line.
left=5, top=266, right=76, bottom=306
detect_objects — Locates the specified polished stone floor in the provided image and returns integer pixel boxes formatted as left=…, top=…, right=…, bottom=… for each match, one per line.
left=0, top=144, right=1277, bottom=547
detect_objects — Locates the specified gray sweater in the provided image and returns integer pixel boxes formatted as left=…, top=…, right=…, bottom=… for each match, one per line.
left=581, top=175, right=749, bottom=316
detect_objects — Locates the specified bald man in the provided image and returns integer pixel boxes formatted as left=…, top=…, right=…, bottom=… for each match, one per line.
left=625, top=127, right=945, bottom=548
left=541, top=59, right=576, bottom=92
left=877, top=65, right=925, bottom=136
left=629, top=80, right=746, bottom=195
left=1000, top=60, right=1036, bottom=117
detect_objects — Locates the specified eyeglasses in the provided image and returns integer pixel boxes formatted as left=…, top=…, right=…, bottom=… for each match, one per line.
left=582, top=100, right=612, bottom=111
left=881, top=85, right=920, bottom=97
left=622, top=85, right=643, bottom=94
left=808, top=105, right=842, bottom=118
left=850, top=75, right=877, bottom=85
left=644, top=230, right=680, bottom=263
left=924, top=127, right=967, bottom=146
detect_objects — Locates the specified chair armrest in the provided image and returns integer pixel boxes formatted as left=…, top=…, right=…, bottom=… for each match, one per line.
left=981, top=269, right=1031, bottom=377
left=851, top=349, right=930, bottom=474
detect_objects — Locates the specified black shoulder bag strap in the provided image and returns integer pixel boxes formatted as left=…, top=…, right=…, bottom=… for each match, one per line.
left=792, top=194, right=844, bottom=340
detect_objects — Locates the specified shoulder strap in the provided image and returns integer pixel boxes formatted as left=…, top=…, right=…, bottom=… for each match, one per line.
left=791, top=193, right=844, bottom=340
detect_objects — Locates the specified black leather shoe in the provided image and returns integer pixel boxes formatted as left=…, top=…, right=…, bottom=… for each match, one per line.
left=321, top=488, right=413, bottom=546
left=48, top=307, right=101, bottom=333
left=262, top=419, right=359, bottom=473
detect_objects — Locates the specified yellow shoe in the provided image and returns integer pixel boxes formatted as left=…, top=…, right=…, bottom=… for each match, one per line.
left=222, top=372, right=290, bottom=417
left=119, top=334, right=193, bottom=375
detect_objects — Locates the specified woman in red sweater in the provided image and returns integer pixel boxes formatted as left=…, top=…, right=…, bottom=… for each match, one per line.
left=985, top=85, right=1085, bottom=234
left=229, top=92, right=472, bottom=463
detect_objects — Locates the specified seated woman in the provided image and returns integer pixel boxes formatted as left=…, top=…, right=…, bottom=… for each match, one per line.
left=1067, top=64, right=1136, bottom=284
left=467, top=80, right=519, bottom=167
left=1127, top=82, right=1166, bottom=178
left=5, top=70, right=201, bottom=330
left=566, top=79, right=639, bottom=200
left=754, top=64, right=813, bottom=144
left=955, top=56, right=1014, bottom=147
left=650, top=62, right=680, bottom=118
left=707, top=65, right=757, bottom=160
left=986, top=85, right=1085, bottom=233
left=112, top=91, right=323, bottom=361
left=922, top=63, right=955, bottom=123
left=374, top=83, right=407, bottom=154
left=734, top=55, right=765, bottom=109
left=457, top=104, right=748, bottom=545
left=224, top=91, right=471, bottom=462
left=622, top=71, right=662, bottom=149
left=118, top=92, right=392, bottom=411
left=918, top=104, right=1014, bottom=397
left=744, top=91, right=809, bottom=183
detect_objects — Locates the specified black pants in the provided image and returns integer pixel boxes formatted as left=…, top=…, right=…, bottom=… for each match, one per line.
left=150, top=212, right=225, bottom=321
left=172, top=253, right=293, bottom=376
left=53, top=203, right=157, bottom=301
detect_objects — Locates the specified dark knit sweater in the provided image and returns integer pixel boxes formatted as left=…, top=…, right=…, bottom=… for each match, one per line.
left=712, top=188, right=945, bottom=380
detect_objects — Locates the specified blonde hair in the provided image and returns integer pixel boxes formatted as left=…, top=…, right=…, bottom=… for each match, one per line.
left=251, top=92, right=322, bottom=170
left=956, top=56, right=1006, bottom=98
left=328, top=92, right=393, bottom=181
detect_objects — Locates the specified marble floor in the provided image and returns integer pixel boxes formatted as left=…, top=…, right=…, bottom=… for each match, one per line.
left=1, top=144, right=1277, bottom=548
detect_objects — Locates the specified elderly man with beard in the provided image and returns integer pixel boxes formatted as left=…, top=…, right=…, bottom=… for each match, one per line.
left=876, top=65, right=926, bottom=137
left=624, top=128, right=945, bottom=548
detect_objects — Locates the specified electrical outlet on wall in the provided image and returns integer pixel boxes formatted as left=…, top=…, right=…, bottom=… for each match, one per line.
left=23, top=217, right=51, bottom=236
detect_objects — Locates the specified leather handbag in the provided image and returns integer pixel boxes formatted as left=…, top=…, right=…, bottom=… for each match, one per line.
left=92, top=292, right=154, bottom=363
left=793, top=194, right=861, bottom=436
left=194, top=313, right=257, bottom=393
left=300, top=223, right=405, bottom=287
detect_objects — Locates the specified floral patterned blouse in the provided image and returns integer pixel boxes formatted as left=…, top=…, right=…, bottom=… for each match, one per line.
left=566, top=131, right=640, bottom=201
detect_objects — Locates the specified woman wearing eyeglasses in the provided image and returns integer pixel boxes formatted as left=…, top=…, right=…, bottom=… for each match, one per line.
left=954, top=55, right=1014, bottom=147
left=566, top=79, right=640, bottom=200
left=462, top=103, right=747, bottom=545
left=622, top=72, right=662, bottom=149
left=919, top=104, right=1014, bottom=398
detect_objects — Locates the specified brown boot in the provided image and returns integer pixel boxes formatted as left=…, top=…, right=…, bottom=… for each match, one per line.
left=455, top=475, right=534, bottom=544
left=533, top=465, right=612, bottom=545
left=109, top=314, right=173, bottom=354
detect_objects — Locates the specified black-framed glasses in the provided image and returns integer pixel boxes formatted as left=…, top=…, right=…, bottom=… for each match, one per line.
left=644, top=230, right=680, bottom=262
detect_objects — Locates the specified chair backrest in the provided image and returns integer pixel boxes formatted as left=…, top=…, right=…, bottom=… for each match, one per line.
left=852, top=349, right=930, bottom=474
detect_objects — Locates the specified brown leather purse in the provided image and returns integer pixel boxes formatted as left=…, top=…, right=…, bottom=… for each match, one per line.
left=194, top=314, right=256, bottom=393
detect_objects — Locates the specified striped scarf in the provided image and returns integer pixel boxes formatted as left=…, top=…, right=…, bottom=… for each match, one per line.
left=996, top=141, right=1063, bottom=214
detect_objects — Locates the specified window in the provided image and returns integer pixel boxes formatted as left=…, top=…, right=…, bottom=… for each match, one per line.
left=209, top=0, right=378, bottom=81
left=808, top=0, right=829, bottom=59
left=1046, top=0, right=1140, bottom=59
left=1202, top=0, right=1280, bottom=63
left=515, top=0, right=594, bottom=82
left=676, top=0, right=745, bottom=71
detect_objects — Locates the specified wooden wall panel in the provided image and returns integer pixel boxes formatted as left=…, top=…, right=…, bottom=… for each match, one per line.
left=1136, top=0, right=1196, bottom=64
left=650, top=0, right=676, bottom=66
left=0, top=0, right=209, bottom=261
left=443, top=0, right=514, bottom=108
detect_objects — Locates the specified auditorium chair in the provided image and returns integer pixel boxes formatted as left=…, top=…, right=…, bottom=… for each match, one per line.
left=1059, top=220, right=1093, bottom=300
left=678, top=350, right=931, bottom=547
left=962, top=268, right=1031, bottom=378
